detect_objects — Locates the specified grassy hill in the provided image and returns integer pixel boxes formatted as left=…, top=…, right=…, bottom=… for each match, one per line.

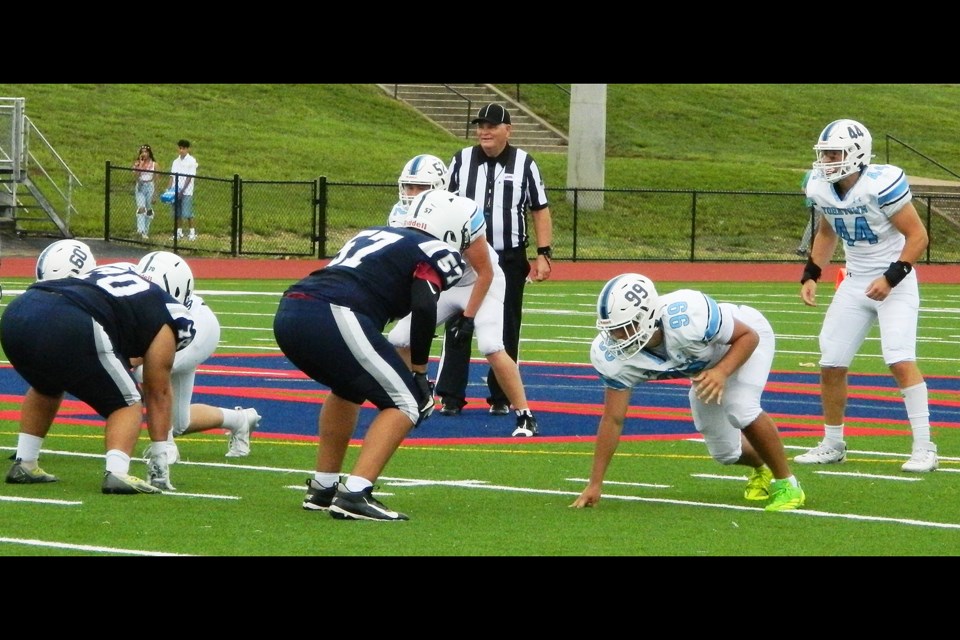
left=3, top=83, right=960, bottom=238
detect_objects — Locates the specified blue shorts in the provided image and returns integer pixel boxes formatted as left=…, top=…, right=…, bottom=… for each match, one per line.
left=171, top=194, right=194, bottom=220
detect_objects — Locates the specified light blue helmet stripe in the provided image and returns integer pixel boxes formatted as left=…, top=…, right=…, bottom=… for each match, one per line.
left=410, top=155, right=425, bottom=174
left=598, top=275, right=627, bottom=320
left=820, top=120, right=842, bottom=143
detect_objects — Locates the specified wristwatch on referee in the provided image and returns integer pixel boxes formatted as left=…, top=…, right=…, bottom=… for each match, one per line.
left=536, top=246, right=552, bottom=260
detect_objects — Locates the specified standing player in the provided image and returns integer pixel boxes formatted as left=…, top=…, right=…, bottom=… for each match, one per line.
left=2, top=262, right=195, bottom=494
left=134, top=252, right=261, bottom=490
left=274, top=189, right=471, bottom=521
left=570, top=274, right=805, bottom=511
left=386, top=154, right=540, bottom=437
left=795, top=119, right=938, bottom=472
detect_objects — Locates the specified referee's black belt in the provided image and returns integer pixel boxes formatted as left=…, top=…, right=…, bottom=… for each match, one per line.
left=496, top=246, right=527, bottom=257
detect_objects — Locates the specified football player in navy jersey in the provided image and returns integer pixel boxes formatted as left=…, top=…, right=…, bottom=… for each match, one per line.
left=2, top=262, right=196, bottom=494
left=275, top=189, right=472, bottom=521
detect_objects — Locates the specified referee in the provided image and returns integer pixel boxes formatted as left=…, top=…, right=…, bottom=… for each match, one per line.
left=436, top=103, right=554, bottom=417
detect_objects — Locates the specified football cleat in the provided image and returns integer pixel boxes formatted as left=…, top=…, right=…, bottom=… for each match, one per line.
left=329, top=486, right=409, bottom=521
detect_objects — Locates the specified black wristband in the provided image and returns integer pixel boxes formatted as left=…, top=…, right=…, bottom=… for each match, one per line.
left=883, top=260, right=913, bottom=287
left=800, top=257, right=822, bottom=284
left=536, top=246, right=552, bottom=259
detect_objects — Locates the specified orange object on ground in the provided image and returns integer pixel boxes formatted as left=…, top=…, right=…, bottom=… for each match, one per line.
left=835, top=267, right=847, bottom=289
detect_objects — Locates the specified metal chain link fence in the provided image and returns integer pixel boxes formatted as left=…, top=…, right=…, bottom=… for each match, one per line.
left=104, top=163, right=960, bottom=263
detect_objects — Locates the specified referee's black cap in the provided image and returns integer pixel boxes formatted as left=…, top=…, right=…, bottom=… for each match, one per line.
left=471, top=103, right=511, bottom=125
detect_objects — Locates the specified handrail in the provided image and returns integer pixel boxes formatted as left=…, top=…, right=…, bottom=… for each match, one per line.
left=24, top=116, right=83, bottom=226
left=510, top=84, right=571, bottom=103
left=885, top=134, right=960, bottom=182
left=439, top=84, right=472, bottom=138
left=25, top=117, right=83, bottom=188
left=388, top=84, right=473, bottom=138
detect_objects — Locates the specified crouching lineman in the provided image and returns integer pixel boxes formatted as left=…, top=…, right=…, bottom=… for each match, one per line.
left=570, top=274, right=806, bottom=512
left=3, top=249, right=195, bottom=494
left=274, top=189, right=472, bottom=521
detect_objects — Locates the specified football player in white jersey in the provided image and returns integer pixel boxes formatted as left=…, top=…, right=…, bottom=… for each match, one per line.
left=134, top=252, right=262, bottom=488
left=570, top=274, right=805, bottom=511
left=796, top=119, right=937, bottom=472
left=385, top=155, right=540, bottom=437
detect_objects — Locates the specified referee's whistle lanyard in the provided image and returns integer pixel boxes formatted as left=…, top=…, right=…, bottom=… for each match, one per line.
left=483, top=161, right=502, bottom=215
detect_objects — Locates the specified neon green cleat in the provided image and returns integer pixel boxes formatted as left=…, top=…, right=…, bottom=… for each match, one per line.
left=744, top=466, right=773, bottom=500
left=765, top=479, right=806, bottom=511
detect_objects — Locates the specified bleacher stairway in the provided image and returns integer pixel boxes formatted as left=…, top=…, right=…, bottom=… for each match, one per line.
left=0, top=97, right=78, bottom=238
left=377, top=84, right=568, bottom=154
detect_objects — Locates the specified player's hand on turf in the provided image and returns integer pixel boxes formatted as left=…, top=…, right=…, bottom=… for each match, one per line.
left=449, top=315, right=475, bottom=347
left=570, top=486, right=601, bottom=508
left=413, top=372, right=435, bottom=424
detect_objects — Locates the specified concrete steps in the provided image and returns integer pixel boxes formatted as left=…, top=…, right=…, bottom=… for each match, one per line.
left=377, top=84, right=568, bottom=154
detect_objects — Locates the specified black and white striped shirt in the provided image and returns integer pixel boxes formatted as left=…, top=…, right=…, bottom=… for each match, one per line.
left=447, top=144, right=549, bottom=253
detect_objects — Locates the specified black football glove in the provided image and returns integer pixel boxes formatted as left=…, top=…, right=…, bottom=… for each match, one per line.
left=449, top=315, right=475, bottom=347
left=412, top=371, right=435, bottom=425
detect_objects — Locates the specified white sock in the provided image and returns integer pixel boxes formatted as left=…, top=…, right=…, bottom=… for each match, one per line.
left=901, top=382, right=931, bottom=445
left=219, top=407, right=244, bottom=432
left=313, top=472, right=340, bottom=489
left=15, top=433, right=44, bottom=464
left=146, top=441, right=167, bottom=457
left=105, top=450, right=131, bottom=475
left=344, top=475, right=373, bottom=493
left=823, top=425, right=844, bottom=445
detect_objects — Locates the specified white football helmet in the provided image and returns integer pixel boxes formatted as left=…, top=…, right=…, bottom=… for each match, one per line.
left=596, top=273, right=660, bottom=360
left=35, top=239, right=97, bottom=281
left=404, top=189, right=479, bottom=253
left=812, top=119, right=873, bottom=183
left=136, top=250, right=194, bottom=305
left=398, top=154, right=448, bottom=207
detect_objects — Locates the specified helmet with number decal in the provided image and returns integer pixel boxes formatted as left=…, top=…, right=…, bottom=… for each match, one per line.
left=596, top=273, right=660, bottom=360
left=136, top=250, right=194, bottom=305
left=398, top=154, right=448, bottom=207
left=404, top=189, right=481, bottom=254
left=35, top=239, right=97, bottom=281
left=812, top=119, right=873, bottom=183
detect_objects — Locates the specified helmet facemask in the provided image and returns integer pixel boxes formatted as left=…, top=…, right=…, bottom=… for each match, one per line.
left=599, top=315, right=659, bottom=360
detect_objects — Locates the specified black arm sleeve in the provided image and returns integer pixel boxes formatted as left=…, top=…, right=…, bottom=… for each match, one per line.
left=409, top=277, right=440, bottom=367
